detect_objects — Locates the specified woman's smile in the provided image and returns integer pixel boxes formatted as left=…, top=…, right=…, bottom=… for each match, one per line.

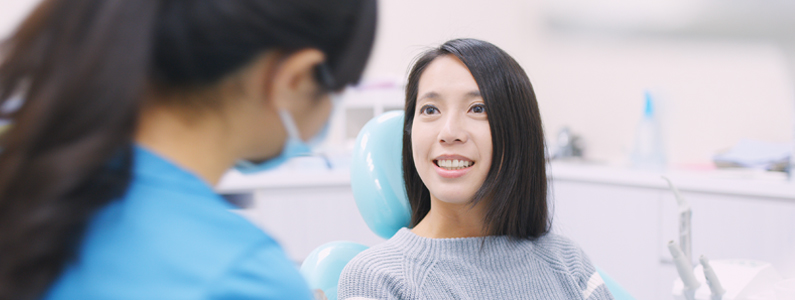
left=433, top=155, right=475, bottom=178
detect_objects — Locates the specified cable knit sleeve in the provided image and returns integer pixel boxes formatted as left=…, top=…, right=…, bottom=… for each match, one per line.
left=337, top=244, right=406, bottom=300
left=540, top=234, right=615, bottom=300
left=575, top=255, right=613, bottom=300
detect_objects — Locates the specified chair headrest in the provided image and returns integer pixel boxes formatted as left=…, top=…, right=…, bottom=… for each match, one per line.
left=350, top=111, right=411, bottom=239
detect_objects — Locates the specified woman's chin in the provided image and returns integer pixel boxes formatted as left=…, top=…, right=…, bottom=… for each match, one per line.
left=429, top=191, right=476, bottom=206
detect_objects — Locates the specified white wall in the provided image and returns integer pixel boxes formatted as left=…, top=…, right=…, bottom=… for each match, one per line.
left=0, top=0, right=38, bottom=39
left=365, top=0, right=795, bottom=166
left=535, top=37, right=794, bottom=165
left=361, top=0, right=544, bottom=80
left=3, top=0, right=792, bottom=166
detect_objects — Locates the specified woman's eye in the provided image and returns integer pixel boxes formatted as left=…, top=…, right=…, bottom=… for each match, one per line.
left=419, top=105, right=439, bottom=115
left=469, top=104, right=486, bottom=114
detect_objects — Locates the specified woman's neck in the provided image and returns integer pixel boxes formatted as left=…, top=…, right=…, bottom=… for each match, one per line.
left=135, top=105, right=237, bottom=186
left=411, top=196, right=488, bottom=239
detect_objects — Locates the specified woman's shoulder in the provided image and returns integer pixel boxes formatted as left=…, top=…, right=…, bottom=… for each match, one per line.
left=527, top=232, right=593, bottom=276
left=341, top=234, right=407, bottom=278
left=205, top=237, right=314, bottom=299
left=531, top=232, right=583, bottom=253
left=46, top=178, right=313, bottom=300
left=338, top=230, right=412, bottom=300
left=47, top=217, right=313, bottom=300
left=527, top=233, right=613, bottom=299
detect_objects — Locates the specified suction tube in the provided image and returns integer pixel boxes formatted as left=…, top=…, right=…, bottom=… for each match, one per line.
left=662, top=176, right=692, bottom=263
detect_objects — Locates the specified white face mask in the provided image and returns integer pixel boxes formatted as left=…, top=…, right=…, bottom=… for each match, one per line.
left=234, top=92, right=342, bottom=173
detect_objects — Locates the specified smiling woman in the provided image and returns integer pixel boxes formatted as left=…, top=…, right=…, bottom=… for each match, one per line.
left=337, top=39, right=615, bottom=300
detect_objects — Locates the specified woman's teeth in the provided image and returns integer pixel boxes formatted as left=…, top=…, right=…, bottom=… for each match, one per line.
left=435, top=159, right=474, bottom=170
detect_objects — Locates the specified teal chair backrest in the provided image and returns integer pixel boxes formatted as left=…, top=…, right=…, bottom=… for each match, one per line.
left=300, top=111, right=635, bottom=300
left=348, top=111, right=411, bottom=239
left=300, top=111, right=408, bottom=300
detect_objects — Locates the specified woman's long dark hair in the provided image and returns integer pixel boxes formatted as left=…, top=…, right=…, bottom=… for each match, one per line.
left=402, top=39, right=549, bottom=240
left=0, top=0, right=376, bottom=299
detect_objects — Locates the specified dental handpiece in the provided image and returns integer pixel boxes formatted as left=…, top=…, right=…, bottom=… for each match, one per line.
left=669, top=240, right=700, bottom=300
left=662, top=176, right=693, bottom=263
left=700, top=255, right=725, bottom=300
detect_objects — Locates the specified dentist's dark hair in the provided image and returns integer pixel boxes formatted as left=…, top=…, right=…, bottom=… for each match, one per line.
left=402, top=38, right=549, bottom=239
left=0, top=0, right=376, bottom=298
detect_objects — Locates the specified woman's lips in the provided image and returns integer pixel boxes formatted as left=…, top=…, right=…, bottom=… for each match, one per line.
left=432, top=155, right=475, bottom=178
left=433, top=161, right=474, bottom=178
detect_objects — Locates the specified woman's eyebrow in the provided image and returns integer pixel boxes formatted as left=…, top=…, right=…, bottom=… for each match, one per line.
left=418, top=91, right=440, bottom=101
left=464, top=90, right=481, bottom=99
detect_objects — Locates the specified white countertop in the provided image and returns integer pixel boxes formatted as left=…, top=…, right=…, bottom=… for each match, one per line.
left=549, top=162, right=795, bottom=201
left=215, top=160, right=795, bottom=201
left=216, top=168, right=352, bottom=194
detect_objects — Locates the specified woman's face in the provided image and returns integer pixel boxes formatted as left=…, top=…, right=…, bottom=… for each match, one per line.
left=411, top=55, right=493, bottom=205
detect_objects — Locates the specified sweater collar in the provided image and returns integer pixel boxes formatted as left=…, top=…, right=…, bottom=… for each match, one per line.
left=390, top=227, right=535, bottom=261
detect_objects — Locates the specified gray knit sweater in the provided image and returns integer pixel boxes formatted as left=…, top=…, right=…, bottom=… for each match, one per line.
left=338, top=228, right=614, bottom=300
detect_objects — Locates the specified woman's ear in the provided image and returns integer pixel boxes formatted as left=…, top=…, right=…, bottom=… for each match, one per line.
left=265, top=49, right=326, bottom=112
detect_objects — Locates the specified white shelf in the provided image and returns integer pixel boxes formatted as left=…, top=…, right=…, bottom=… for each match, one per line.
left=549, top=162, right=795, bottom=201
left=216, top=168, right=351, bottom=194
left=217, top=159, right=795, bottom=201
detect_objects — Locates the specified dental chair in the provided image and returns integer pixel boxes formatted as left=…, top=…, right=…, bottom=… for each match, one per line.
left=300, top=111, right=635, bottom=300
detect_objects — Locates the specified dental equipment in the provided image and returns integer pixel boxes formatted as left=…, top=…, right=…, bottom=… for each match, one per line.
left=670, top=241, right=700, bottom=300
left=700, top=255, right=725, bottom=300
left=663, top=175, right=786, bottom=300
left=672, top=259, right=784, bottom=300
left=662, top=176, right=692, bottom=263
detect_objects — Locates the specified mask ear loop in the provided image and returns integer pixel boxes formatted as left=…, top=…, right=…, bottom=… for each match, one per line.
left=277, top=109, right=303, bottom=142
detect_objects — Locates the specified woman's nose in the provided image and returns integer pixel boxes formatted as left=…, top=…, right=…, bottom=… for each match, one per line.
left=438, top=115, right=467, bottom=144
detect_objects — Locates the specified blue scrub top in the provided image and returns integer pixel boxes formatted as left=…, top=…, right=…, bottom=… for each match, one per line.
left=45, top=146, right=314, bottom=300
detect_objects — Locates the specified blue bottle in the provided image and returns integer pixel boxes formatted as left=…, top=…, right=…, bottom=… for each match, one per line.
left=630, top=91, right=666, bottom=170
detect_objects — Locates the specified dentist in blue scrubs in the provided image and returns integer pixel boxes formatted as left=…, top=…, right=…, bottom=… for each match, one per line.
left=0, top=0, right=376, bottom=299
